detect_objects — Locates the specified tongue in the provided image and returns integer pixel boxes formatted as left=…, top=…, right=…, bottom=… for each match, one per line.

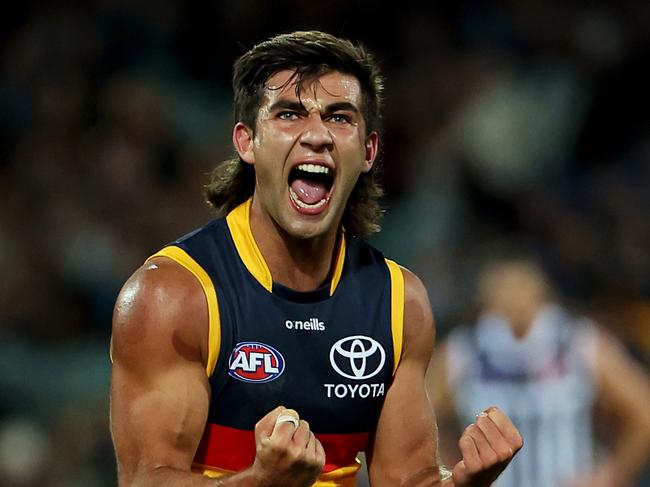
left=290, top=178, right=328, bottom=205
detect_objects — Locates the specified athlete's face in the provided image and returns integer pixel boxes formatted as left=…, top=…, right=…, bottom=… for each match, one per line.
left=233, top=70, right=379, bottom=240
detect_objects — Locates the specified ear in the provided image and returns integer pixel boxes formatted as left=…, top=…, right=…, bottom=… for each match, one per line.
left=233, top=122, right=255, bottom=165
left=362, top=131, right=379, bottom=173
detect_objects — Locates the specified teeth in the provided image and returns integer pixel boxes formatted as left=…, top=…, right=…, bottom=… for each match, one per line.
left=297, top=163, right=330, bottom=175
left=289, top=188, right=329, bottom=209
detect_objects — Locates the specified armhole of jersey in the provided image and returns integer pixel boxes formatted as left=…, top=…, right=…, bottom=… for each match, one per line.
left=146, top=246, right=221, bottom=377
left=385, top=259, right=405, bottom=375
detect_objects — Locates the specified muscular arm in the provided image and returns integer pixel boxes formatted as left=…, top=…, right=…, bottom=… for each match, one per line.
left=366, top=268, right=522, bottom=487
left=111, top=257, right=212, bottom=485
left=366, top=267, right=440, bottom=485
left=111, top=258, right=324, bottom=487
left=110, top=258, right=258, bottom=486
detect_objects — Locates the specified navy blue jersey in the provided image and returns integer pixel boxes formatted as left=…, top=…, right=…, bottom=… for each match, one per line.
left=147, top=199, right=404, bottom=486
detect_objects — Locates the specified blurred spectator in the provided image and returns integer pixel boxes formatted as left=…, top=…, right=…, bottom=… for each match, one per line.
left=428, top=255, right=650, bottom=487
left=0, top=418, right=50, bottom=487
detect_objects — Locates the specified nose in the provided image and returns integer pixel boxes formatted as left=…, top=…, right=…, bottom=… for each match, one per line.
left=299, top=113, right=333, bottom=152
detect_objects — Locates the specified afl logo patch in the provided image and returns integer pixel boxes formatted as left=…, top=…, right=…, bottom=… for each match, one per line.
left=228, top=342, right=285, bottom=383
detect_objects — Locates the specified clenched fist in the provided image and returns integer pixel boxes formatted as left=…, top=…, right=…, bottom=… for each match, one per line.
left=249, top=406, right=325, bottom=487
left=452, top=407, right=523, bottom=487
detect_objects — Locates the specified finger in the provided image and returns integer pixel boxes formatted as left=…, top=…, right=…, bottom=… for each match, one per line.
left=465, top=423, right=498, bottom=467
left=476, top=412, right=514, bottom=462
left=314, top=436, right=326, bottom=468
left=270, top=408, right=300, bottom=441
left=485, top=407, right=524, bottom=451
left=452, top=460, right=470, bottom=485
left=458, top=429, right=482, bottom=474
left=291, top=419, right=311, bottom=448
left=306, top=431, right=317, bottom=459
left=255, top=405, right=286, bottom=438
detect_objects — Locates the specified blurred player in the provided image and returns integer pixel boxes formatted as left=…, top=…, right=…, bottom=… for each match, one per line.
left=428, top=256, right=650, bottom=487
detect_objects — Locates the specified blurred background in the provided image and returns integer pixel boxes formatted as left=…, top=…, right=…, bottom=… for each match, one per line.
left=0, top=1, right=648, bottom=485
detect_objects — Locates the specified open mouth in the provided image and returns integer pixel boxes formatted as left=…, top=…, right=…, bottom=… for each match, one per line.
left=288, top=163, right=335, bottom=212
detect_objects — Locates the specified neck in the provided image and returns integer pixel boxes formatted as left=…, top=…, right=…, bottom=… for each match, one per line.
left=503, top=301, right=548, bottom=339
left=249, top=201, right=340, bottom=292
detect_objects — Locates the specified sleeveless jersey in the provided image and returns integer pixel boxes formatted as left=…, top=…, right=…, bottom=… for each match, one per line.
left=148, top=199, right=405, bottom=486
left=446, top=305, right=599, bottom=487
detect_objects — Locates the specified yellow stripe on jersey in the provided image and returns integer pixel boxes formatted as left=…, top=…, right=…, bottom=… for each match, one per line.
left=193, top=464, right=230, bottom=478
left=195, top=461, right=360, bottom=486
left=226, top=198, right=347, bottom=295
left=329, top=231, right=347, bottom=296
left=226, top=198, right=273, bottom=292
left=147, top=246, right=221, bottom=377
left=385, top=259, right=405, bottom=375
left=318, top=460, right=362, bottom=486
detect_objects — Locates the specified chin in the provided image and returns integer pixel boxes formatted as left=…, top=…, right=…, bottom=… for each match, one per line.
left=285, top=221, right=329, bottom=240
left=280, top=213, right=334, bottom=240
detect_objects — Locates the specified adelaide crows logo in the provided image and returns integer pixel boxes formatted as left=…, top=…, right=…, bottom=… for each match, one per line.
left=228, top=342, right=285, bottom=383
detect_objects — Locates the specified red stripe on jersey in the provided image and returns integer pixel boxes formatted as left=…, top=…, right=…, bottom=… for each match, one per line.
left=194, top=423, right=368, bottom=473
left=317, top=431, right=368, bottom=472
left=194, top=423, right=254, bottom=472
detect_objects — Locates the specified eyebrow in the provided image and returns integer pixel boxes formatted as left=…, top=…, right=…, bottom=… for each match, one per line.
left=267, top=99, right=361, bottom=115
left=267, top=100, right=305, bottom=113
left=324, top=102, right=361, bottom=116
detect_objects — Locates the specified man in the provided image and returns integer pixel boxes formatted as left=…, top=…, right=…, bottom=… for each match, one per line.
left=110, top=31, right=523, bottom=486
left=428, top=256, right=650, bottom=487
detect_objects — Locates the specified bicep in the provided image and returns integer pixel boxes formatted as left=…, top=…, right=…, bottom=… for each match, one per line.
left=367, top=268, right=440, bottom=485
left=110, top=262, right=210, bottom=484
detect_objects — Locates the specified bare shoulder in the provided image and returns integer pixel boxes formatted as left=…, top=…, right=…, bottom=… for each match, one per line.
left=399, top=266, right=436, bottom=360
left=111, top=256, right=208, bottom=370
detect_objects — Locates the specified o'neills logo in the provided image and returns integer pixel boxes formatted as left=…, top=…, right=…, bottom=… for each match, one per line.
left=285, top=318, right=325, bottom=331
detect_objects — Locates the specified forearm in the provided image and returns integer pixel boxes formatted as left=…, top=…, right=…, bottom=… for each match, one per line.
left=122, top=466, right=260, bottom=487
left=374, top=465, right=458, bottom=487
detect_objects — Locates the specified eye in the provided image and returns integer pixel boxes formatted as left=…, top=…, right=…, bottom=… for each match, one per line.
left=327, top=113, right=352, bottom=124
left=278, top=111, right=299, bottom=121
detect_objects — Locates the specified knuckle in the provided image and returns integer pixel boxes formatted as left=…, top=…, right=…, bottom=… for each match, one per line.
left=269, top=442, right=289, bottom=458
left=465, top=461, right=482, bottom=475
left=475, top=415, right=488, bottom=427
left=458, top=435, right=473, bottom=450
left=483, top=451, right=498, bottom=466
left=496, top=447, right=513, bottom=462
left=289, top=450, right=302, bottom=463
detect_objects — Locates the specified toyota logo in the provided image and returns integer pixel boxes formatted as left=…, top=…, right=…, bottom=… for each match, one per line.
left=329, top=335, right=386, bottom=380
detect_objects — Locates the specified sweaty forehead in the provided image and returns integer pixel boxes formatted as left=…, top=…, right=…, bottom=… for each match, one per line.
left=263, top=70, right=363, bottom=108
